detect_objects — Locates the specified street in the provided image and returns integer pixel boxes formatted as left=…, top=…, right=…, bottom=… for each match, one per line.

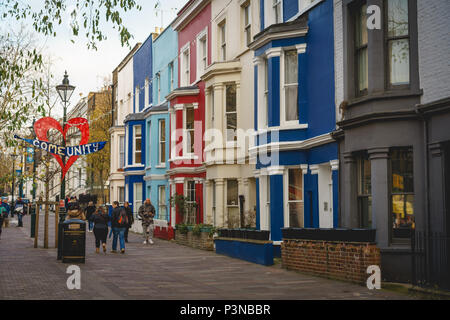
left=0, top=214, right=414, bottom=300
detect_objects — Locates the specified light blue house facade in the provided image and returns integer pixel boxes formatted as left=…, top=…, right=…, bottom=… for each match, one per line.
left=250, top=0, right=338, bottom=242
left=144, top=25, right=178, bottom=222
left=124, top=34, right=154, bottom=216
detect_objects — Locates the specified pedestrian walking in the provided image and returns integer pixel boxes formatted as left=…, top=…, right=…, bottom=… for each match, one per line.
left=85, top=201, right=96, bottom=232
left=110, top=201, right=127, bottom=254
left=15, top=197, right=24, bottom=227
left=1, top=198, right=10, bottom=228
left=89, top=206, right=110, bottom=254
left=138, top=198, right=155, bottom=245
left=123, top=201, right=134, bottom=243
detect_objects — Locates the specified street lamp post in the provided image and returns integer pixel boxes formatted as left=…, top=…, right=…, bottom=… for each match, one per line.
left=55, top=71, right=75, bottom=260
left=56, top=71, right=75, bottom=219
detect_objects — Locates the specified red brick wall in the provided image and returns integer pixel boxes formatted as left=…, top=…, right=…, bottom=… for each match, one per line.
left=175, top=230, right=214, bottom=251
left=281, top=239, right=380, bottom=284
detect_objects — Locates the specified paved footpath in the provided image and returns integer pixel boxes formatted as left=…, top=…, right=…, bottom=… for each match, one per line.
left=0, top=214, right=415, bottom=300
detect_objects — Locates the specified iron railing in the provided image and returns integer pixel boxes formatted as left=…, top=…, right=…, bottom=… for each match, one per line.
left=411, top=231, right=450, bottom=290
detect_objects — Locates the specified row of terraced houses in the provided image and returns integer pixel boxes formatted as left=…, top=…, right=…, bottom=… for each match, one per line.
left=108, top=0, right=450, bottom=286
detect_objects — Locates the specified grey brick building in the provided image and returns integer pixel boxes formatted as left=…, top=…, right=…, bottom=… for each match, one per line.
left=333, top=0, right=450, bottom=284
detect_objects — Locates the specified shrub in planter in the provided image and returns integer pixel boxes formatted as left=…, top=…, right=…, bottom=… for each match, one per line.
left=192, top=224, right=202, bottom=236
left=177, top=224, right=188, bottom=234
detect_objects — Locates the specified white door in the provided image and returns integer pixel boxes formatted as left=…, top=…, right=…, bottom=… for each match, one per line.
left=318, top=165, right=333, bottom=228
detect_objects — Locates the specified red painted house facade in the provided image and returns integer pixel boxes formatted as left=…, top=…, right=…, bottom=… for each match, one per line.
left=167, top=0, right=211, bottom=226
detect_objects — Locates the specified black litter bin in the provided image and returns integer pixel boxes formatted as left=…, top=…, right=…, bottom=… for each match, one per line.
left=62, top=219, right=86, bottom=264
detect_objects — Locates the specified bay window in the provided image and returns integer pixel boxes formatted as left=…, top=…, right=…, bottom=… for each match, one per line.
left=158, top=185, right=167, bottom=220
left=386, top=0, right=410, bottom=86
left=357, top=153, right=372, bottom=228
left=133, top=125, right=142, bottom=164
left=390, top=148, right=414, bottom=241
left=287, top=168, right=304, bottom=227
left=227, top=179, right=239, bottom=228
left=185, top=180, right=196, bottom=224
left=355, top=3, right=368, bottom=95
left=225, top=84, right=237, bottom=142
left=283, top=50, right=299, bottom=122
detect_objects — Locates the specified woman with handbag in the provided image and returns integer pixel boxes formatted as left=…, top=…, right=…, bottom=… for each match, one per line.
left=89, top=206, right=110, bottom=254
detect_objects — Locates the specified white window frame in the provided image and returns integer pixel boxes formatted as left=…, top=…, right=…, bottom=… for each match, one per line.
left=158, top=119, right=166, bottom=166
left=184, top=180, right=197, bottom=224
left=196, top=28, right=208, bottom=81
left=225, top=83, right=237, bottom=142
left=180, top=43, right=190, bottom=87
left=259, top=175, right=271, bottom=231
left=156, top=73, right=161, bottom=104
left=169, top=62, right=174, bottom=92
left=158, top=185, right=167, bottom=221
left=133, top=125, right=142, bottom=165
left=256, top=56, right=269, bottom=130
left=147, top=121, right=151, bottom=168
left=183, top=105, right=195, bottom=156
left=133, top=182, right=143, bottom=217
left=242, top=1, right=252, bottom=46
left=219, top=20, right=226, bottom=61
left=280, top=48, right=299, bottom=126
left=283, top=166, right=305, bottom=228
left=273, top=0, right=282, bottom=24
left=265, top=0, right=283, bottom=27
left=135, top=86, right=140, bottom=112
left=118, top=186, right=125, bottom=204
left=119, top=135, right=125, bottom=168
left=226, top=179, right=240, bottom=227
left=144, top=77, right=149, bottom=108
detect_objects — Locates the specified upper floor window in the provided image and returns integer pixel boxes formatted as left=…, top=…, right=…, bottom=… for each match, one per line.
left=144, top=77, right=149, bottom=107
left=386, top=0, right=410, bottom=87
left=243, top=2, right=252, bottom=46
left=197, top=30, right=208, bottom=78
left=156, top=73, right=161, bottom=104
left=135, top=86, right=140, bottom=111
left=181, top=46, right=190, bottom=86
left=159, top=119, right=166, bottom=165
left=220, top=21, right=227, bottom=61
left=226, top=84, right=237, bottom=142
left=355, top=3, right=368, bottom=96
left=283, top=50, right=299, bottom=122
left=185, top=106, right=195, bottom=154
left=273, top=0, right=282, bottom=24
left=119, top=135, right=125, bottom=168
left=168, top=62, right=174, bottom=92
left=133, top=125, right=142, bottom=164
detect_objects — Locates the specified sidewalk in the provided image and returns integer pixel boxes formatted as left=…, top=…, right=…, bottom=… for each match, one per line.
left=0, top=214, right=416, bottom=300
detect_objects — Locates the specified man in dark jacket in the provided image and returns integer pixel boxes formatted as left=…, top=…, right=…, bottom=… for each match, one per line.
left=110, top=201, right=126, bottom=254
left=123, top=201, right=134, bottom=243
left=15, top=197, right=24, bottom=227
left=84, top=201, right=96, bottom=232
left=138, top=199, right=155, bottom=245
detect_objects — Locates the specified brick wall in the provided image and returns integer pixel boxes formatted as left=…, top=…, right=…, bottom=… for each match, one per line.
left=175, top=230, right=214, bottom=251
left=281, top=239, right=380, bottom=284
left=417, top=0, right=450, bottom=104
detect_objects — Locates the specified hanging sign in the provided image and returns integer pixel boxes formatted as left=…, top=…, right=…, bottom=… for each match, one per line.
left=14, top=117, right=107, bottom=180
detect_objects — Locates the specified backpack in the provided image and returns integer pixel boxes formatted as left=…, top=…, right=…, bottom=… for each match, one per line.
left=117, top=208, right=129, bottom=226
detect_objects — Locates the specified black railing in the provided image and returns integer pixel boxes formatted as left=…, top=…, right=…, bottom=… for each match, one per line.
left=412, top=231, right=450, bottom=291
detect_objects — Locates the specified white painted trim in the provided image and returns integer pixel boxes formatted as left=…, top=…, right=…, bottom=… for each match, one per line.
left=266, top=47, right=283, bottom=59
left=288, top=0, right=324, bottom=23
left=267, top=166, right=285, bottom=176
left=196, top=27, right=209, bottom=82
left=250, top=133, right=334, bottom=155
left=144, top=174, right=167, bottom=181
left=124, top=170, right=145, bottom=176
left=296, top=43, right=307, bottom=54
left=174, top=177, right=185, bottom=184
left=250, top=29, right=308, bottom=51
left=309, top=164, right=319, bottom=175
left=330, top=159, right=339, bottom=171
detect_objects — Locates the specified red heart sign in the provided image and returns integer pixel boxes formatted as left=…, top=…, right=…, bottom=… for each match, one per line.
left=34, top=117, right=90, bottom=179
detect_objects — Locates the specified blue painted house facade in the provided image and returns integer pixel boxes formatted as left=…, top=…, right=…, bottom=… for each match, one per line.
left=144, top=25, right=178, bottom=223
left=124, top=33, right=154, bottom=216
left=250, top=0, right=338, bottom=242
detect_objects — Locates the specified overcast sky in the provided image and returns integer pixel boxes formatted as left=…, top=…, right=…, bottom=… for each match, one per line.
left=7, top=0, right=188, bottom=118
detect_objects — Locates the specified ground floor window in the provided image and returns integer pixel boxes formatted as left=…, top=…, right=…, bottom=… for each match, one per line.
left=134, top=183, right=143, bottom=218
left=357, top=153, right=372, bottom=228
left=227, top=179, right=239, bottom=228
left=287, top=168, right=304, bottom=227
left=118, top=186, right=125, bottom=204
left=185, top=180, right=197, bottom=224
left=158, top=185, right=167, bottom=221
left=390, top=148, right=414, bottom=242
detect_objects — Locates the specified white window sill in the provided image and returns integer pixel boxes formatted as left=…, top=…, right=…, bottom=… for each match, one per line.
left=155, top=164, right=166, bottom=169
left=125, top=164, right=145, bottom=169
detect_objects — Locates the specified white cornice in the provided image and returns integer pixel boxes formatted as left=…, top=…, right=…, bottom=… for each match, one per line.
left=296, top=43, right=307, bottom=54
left=250, top=28, right=308, bottom=51
left=330, top=160, right=339, bottom=171
left=266, top=47, right=283, bottom=59
left=166, top=88, right=200, bottom=101
left=124, top=170, right=145, bottom=176
left=309, top=165, right=319, bottom=175
left=172, top=0, right=210, bottom=31
left=143, top=174, right=167, bottom=181
left=249, top=133, right=334, bottom=156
